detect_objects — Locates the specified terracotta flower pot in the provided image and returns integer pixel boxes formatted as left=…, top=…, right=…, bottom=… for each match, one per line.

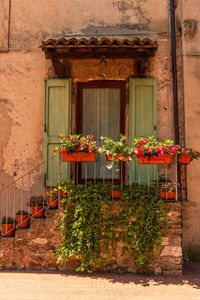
left=31, top=206, right=45, bottom=218
left=47, top=197, right=58, bottom=209
left=62, top=152, right=97, bottom=162
left=1, top=224, right=15, bottom=237
left=16, top=215, right=30, bottom=228
left=160, top=191, right=176, bottom=200
left=138, top=154, right=174, bottom=165
left=61, top=191, right=68, bottom=198
left=108, top=190, right=121, bottom=199
left=179, top=154, right=192, bottom=164
left=107, top=153, right=130, bottom=161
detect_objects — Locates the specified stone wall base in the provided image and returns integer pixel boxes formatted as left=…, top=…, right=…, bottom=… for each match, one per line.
left=0, top=202, right=182, bottom=275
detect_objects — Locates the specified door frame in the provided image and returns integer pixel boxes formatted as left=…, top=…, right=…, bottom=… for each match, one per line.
left=76, top=80, right=126, bottom=183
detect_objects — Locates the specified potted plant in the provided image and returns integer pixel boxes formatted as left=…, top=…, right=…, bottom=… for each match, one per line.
left=159, top=182, right=180, bottom=201
left=54, top=134, right=98, bottom=162
left=1, top=216, right=15, bottom=237
left=30, top=196, right=46, bottom=218
left=46, top=190, right=58, bottom=209
left=178, top=146, right=200, bottom=164
left=133, top=136, right=178, bottom=164
left=108, top=185, right=121, bottom=199
left=99, top=136, right=134, bottom=167
left=16, top=210, right=30, bottom=228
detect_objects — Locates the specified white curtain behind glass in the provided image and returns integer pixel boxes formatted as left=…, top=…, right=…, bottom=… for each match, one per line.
left=82, top=88, right=121, bottom=179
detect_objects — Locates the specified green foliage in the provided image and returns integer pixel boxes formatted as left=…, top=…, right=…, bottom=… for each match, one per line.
left=99, top=135, right=135, bottom=168
left=56, top=182, right=166, bottom=272
left=2, top=216, right=14, bottom=224
left=16, top=210, right=28, bottom=215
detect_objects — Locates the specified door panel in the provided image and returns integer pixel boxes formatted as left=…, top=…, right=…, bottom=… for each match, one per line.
left=129, top=78, right=157, bottom=184
left=44, top=79, right=71, bottom=186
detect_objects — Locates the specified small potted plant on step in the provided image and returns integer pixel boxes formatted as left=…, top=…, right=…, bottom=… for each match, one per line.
left=1, top=216, right=15, bottom=237
left=30, top=196, right=46, bottom=218
left=54, top=134, right=98, bottom=162
left=16, top=210, right=30, bottom=228
left=46, top=190, right=58, bottom=209
left=159, top=182, right=180, bottom=201
left=178, top=146, right=200, bottom=164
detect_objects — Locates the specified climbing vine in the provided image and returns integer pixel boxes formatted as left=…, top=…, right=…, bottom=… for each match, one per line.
left=56, top=182, right=166, bottom=272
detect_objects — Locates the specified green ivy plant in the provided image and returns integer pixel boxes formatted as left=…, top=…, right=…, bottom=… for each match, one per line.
left=56, top=182, right=166, bottom=272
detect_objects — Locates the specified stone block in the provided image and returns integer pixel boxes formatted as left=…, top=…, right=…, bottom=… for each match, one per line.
left=163, top=269, right=182, bottom=276
left=161, top=246, right=182, bottom=257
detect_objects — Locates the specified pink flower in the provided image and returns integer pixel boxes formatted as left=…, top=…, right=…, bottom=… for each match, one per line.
left=53, top=149, right=56, bottom=153
left=69, top=138, right=74, bottom=142
left=58, top=134, right=60, bottom=138
left=147, top=147, right=152, bottom=153
left=158, top=152, right=164, bottom=157
left=83, top=145, right=87, bottom=148
left=60, top=149, right=66, bottom=154
left=88, top=147, right=93, bottom=153
left=80, top=141, right=84, bottom=145
left=65, top=136, right=69, bottom=139
left=156, top=147, right=161, bottom=152
left=89, top=135, right=94, bottom=139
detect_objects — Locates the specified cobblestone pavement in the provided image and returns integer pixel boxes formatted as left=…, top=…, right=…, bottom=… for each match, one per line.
left=0, top=263, right=199, bottom=300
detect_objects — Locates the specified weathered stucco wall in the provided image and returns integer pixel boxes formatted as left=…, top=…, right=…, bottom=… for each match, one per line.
left=0, top=0, right=174, bottom=189
left=181, top=0, right=200, bottom=257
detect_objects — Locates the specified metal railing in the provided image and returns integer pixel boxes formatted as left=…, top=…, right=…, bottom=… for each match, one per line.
left=0, top=153, right=179, bottom=237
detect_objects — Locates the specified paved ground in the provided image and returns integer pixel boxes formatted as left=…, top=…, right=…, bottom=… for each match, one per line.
left=0, top=263, right=199, bottom=300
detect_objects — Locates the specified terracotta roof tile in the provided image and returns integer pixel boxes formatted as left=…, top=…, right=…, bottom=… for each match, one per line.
left=41, top=37, right=157, bottom=49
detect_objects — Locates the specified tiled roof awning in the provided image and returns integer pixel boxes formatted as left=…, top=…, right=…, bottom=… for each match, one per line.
left=41, top=37, right=157, bottom=59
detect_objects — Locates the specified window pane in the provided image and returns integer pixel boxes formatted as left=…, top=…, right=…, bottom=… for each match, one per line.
left=82, top=88, right=121, bottom=180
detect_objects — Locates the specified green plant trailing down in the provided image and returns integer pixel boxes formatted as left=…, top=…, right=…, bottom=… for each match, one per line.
left=56, top=182, right=166, bottom=272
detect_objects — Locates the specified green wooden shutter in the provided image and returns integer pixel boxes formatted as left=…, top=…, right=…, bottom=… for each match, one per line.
left=43, top=78, right=71, bottom=186
left=129, top=78, right=157, bottom=184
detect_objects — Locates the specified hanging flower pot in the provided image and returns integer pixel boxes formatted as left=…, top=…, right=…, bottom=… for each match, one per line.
left=138, top=154, right=174, bottom=165
left=62, top=152, right=97, bottom=162
left=108, top=190, right=121, bottom=199
left=107, top=153, right=130, bottom=161
left=16, top=211, right=30, bottom=228
left=47, top=197, right=58, bottom=209
left=160, top=191, right=176, bottom=200
left=1, top=217, right=15, bottom=237
left=179, top=154, right=192, bottom=164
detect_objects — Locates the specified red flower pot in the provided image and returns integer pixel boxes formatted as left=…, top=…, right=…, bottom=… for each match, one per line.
left=31, top=206, right=45, bottom=218
left=61, top=191, right=68, bottom=198
left=62, top=152, right=97, bottom=162
left=1, top=224, right=15, bottom=237
left=179, top=154, right=192, bottom=164
left=47, top=197, right=58, bottom=209
left=16, top=215, right=30, bottom=228
left=160, top=191, right=176, bottom=200
left=138, top=154, right=174, bottom=165
left=107, top=153, right=130, bottom=161
left=108, top=190, right=121, bottom=199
